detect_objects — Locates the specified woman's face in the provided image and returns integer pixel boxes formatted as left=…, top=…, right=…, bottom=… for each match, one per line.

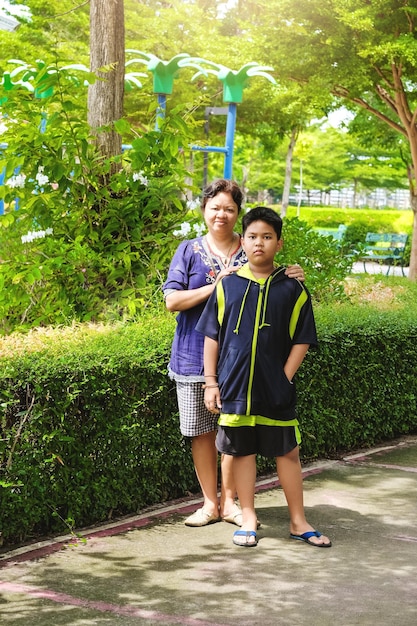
left=203, top=192, right=239, bottom=236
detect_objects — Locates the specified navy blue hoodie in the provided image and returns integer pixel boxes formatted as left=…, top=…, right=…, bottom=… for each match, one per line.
left=196, top=264, right=317, bottom=421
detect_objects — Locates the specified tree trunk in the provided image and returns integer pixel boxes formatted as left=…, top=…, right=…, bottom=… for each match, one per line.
left=353, top=179, right=358, bottom=209
left=408, top=194, right=417, bottom=281
left=280, top=127, right=298, bottom=217
left=401, top=129, right=417, bottom=280
left=88, top=0, right=125, bottom=164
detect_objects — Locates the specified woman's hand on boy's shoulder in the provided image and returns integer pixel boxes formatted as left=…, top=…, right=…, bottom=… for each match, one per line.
left=215, top=265, right=240, bottom=284
left=285, top=265, right=305, bottom=282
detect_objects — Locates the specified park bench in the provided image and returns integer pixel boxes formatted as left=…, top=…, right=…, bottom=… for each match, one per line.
left=360, top=232, right=409, bottom=275
left=315, top=224, right=347, bottom=248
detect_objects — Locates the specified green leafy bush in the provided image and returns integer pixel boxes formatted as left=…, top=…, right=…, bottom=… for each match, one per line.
left=0, top=62, right=196, bottom=334
left=286, top=206, right=413, bottom=235
left=279, top=217, right=352, bottom=302
left=298, top=305, right=417, bottom=458
left=285, top=206, right=413, bottom=264
left=0, top=313, right=198, bottom=545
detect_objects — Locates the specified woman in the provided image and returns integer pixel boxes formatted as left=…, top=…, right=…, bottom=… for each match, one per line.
left=163, top=179, right=304, bottom=527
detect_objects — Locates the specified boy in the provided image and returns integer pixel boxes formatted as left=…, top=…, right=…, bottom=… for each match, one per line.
left=196, top=207, right=331, bottom=548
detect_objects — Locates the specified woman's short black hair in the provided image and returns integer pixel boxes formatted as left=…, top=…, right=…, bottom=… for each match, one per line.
left=202, top=179, right=244, bottom=213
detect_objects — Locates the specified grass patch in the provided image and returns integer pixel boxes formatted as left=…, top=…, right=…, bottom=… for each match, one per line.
left=344, top=274, right=417, bottom=311
left=283, top=206, right=414, bottom=234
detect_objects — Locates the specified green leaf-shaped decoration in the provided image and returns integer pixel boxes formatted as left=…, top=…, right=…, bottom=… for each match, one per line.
left=185, top=59, right=276, bottom=103
left=126, top=51, right=205, bottom=94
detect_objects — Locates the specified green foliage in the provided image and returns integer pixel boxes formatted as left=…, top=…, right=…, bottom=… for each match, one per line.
left=292, top=125, right=408, bottom=194
left=0, top=1, right=90, bottom=71
left=0, top=62, right=197, bottom=334
left=283, top=206, right=413, bottom=264
left=286, top=205, right=413, bottom=233
left=279, top=217, right=352, bottom=302
left=0, top=312, right=197, bottom=545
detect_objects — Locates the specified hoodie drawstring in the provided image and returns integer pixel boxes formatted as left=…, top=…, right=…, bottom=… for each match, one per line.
left=259, top=276, right=272, bottom=329
left=233, top=281, right=251, bottom=334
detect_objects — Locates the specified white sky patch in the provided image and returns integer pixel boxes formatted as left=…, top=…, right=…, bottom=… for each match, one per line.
left=327, top=107, right=355, bottom=127
left=313, top=107, right=355, bottom=129
left=0, top=1, right=31, bottom=29
left=217, top=0, right=238, bottom=19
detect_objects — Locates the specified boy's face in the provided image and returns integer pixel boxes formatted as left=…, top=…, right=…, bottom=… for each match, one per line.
left=241, top=220, right=283, bottom=269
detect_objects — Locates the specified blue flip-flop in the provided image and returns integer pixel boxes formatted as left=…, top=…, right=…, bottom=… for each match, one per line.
left=290, top=530, right=332, bottom=548
left=233, top=530, right=258, bottom=547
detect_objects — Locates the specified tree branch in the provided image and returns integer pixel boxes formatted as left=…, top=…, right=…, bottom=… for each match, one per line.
left=375, top=83, right=399, bottom=116
left=405, top=7, right=415, bottom=32
left=391, top=62, right=413, bottom=126
left=373, top=64, right=394, bottom=91
left=54, top=1, right=90, bottom=18
left=332, top=85, right=407, bottom=137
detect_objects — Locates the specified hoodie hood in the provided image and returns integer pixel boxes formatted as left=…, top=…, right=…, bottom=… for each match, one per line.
left=231, top=264, right=288, bottom=334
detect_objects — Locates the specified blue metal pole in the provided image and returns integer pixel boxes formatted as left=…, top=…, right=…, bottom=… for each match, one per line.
left=156, top=94, right=166, bottom=130
left=223, top=103, right=237, bottom=180
left=0, top=141, right=5, bottom=215
left=190, top=145, right=228, bottom=154
left=40, top=112, right=47, bottom=134
left=0, top=167, right=4, bottom=215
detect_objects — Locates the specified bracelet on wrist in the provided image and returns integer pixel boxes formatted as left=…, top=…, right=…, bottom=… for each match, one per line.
left=204, top=374, right=218, bottom=378
left=202, top=383, right=219, bottom=389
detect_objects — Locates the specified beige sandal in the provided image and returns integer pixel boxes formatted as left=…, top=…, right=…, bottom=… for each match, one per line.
left=184, top=507, right=220, bottom=527
left=222, top=503, right=243, bottom=526
left=222, top=503, right=261, bottom=528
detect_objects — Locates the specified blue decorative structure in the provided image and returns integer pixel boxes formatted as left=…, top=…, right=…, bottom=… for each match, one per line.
left=1, top=53, right=277, bottom=213
left=179, top=59, right=276, bottom=179
left=0, top=60, right=94, bottom=214
left=125, top=51, right=201, bottom=127
left=125, top=52, right=276, bottom=178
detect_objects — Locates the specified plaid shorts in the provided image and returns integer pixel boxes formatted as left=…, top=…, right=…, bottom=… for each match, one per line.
left=176, top=381, right=219, bottom=438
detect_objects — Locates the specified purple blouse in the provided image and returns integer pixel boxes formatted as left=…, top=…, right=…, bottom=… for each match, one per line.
left=163, top=236, right=247, bottom=380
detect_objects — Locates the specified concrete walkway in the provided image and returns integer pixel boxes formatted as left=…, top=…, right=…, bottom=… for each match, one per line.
left=352, top=261, right=409, bottom=277
left=1, top=436, right=417, bottom=625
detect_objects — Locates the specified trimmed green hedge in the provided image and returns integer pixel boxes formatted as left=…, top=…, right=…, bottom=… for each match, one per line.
left=1, top=307, right=416, bottom=547
left=298, top=305, right=417, bottom=457
left=0, top=317, right=194, bottom=547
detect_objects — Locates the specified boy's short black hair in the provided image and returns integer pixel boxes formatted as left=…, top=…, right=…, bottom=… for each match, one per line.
left=242, top=206, right=283, bottom=238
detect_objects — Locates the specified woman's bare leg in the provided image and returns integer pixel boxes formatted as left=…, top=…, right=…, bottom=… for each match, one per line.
left=191, top=431, right=219, bottom=514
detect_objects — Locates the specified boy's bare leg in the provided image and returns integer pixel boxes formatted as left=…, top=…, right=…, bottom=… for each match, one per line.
left=219, top=453, right=240, bottom=518
left=191, top=431, right=219, bottom=515
left=276, top=446, right=331, bottom=546
left=232, top=454, right=258, bottom=544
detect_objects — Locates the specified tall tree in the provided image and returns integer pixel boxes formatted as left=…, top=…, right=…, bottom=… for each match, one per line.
left=255, top=0, right=417, bottom=279
left=88, top=0, right=125, bottom=162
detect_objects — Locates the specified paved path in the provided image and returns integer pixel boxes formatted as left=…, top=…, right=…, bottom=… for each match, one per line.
left=1, top=436, right=417, bottom=625
left=352, top=261, right=409, bottom=277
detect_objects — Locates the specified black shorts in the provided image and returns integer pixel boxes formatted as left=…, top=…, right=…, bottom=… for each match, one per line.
left=216, top=424, right=298, bottom=458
